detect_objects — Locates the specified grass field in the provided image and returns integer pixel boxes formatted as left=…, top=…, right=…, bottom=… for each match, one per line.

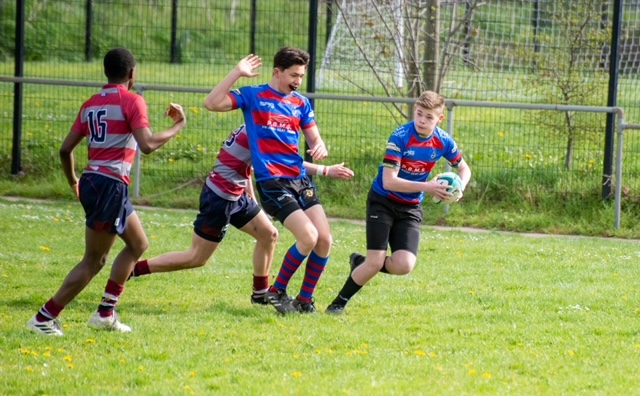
left=2, top=197, right=640, bottom=395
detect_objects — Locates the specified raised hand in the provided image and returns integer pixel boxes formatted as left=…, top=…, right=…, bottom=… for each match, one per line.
left=237, top=54, right=262, bottom=78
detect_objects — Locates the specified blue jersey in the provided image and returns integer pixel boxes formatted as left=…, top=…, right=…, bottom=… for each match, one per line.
left=228, top=84, right=316, bottom=182
left=371, top=121, right=462, bottom=205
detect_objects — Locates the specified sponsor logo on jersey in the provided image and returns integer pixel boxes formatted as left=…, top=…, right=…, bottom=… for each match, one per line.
left=259, top=101, right=275, bottom=109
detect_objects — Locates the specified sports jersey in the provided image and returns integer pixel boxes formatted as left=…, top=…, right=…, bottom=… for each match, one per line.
left=228, top=84, right=316, bottom=182
left=371, top=121, right=462, bottom=205
left=71, top=84, right=149, bottom=184
left=205, top=125, right=252, bottom=201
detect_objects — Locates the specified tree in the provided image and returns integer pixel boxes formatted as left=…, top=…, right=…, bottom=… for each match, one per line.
left=521, top=0, right=609, bottom=169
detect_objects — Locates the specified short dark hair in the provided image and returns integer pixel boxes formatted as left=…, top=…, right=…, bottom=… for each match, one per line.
left=103, top=48, right=136, bottom=81
left=273, top=47, right=309, bottom=70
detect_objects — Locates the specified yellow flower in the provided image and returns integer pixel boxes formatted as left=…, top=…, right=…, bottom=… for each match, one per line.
left=483, top=372, right=492, bottom=378
left=63, top=355, right=72, bottom=362
left=25, top=366, right=33, bottom=372
left=67, top=364, right=74, bottom=369
left=19, top=347, right=30, bottom=355
left=138, top=366, right=145, bottom=372
left=43, top=352, right=51, bottom=357
left=86, top=339, right=96, bottom=344
left=415, top=350, right=426, bottom=357
left=39, top=246, right=51, bottom=252
left=189, top=371, right=196, bottom=377
left=189, top=107, right=200, bottom=114
left=497, top=131, right=504, bottom=137
left=568, top=350, right=575, bottom=356
left=291, top=371, right=303, bottom=378
left=469, top=369, right=477, bottom=375
left=428, top=352, right=437, bottom=358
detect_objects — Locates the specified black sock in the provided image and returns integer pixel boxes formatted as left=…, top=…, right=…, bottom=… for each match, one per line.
left=331, top=276, right=362, bottom=305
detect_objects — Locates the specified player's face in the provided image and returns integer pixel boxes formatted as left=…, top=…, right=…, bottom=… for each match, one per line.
left=274, top=65, right=306, bottom=94
left=413, top=105, right=444, bottom=137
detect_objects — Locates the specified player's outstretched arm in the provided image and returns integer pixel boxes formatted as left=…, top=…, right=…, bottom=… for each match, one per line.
left=134, top=103, right=186, bottom=154
left=303, top=162, right=355, bottom=180
left=204, top=54, right=262, bottom=112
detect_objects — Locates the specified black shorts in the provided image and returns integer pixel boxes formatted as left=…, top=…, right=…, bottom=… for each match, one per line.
left=365, top=189, right=422, bottom=255
left=79, top=173, right=134, bottom=235
left=193, top=185, right=261, bottom=243
left=255, top=177, right=320, bottom=223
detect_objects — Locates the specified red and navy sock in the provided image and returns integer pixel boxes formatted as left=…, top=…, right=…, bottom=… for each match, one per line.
left=97, top=279, right=124, bottom=318
left=271, top=244, right=306, bottom=292
left=36, top=298, right=64, bottom=322
left=298, top=251, right=328, bottom=302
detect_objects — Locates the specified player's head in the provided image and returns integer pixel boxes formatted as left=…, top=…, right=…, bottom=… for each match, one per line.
left=414, top=91, right=445, bottom=137
left=103, top=48, right=137, bottom=89
left=271, top=47, right=309, bottom=94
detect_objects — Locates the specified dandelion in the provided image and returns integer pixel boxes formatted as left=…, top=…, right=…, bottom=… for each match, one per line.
left=415, top=350, right=426, bottom=357
left=138, top=366, right=145, bottom=372
left=469, top=369, right=477, bottom=375
left=189, top=371, right=196, bottom=377
left=67, top=364, right=74, bottom=369
left=189, top=107, right=200, bottom=114
left=498, top=131, right=505, bottom=137
left=63, top=355, right=72, bottom=362
left=184, top=385, right=191, bottom=390
left=43, top=352, right=51, bottom=357
left=635, top=344, right=640, bottom=349
left=315, top=349, right=323, bottom=354
left=428, top=352, right=437, bottom=358
left=39, top=246, right=51, bottom=252
left=19, top=347, right=30, bottom=355
left=119, top=359, right=126, bottom=364
left=568, top=350, right=575, bottom=356
left=169, top=158, right=175, bottom=164
left=31, top=351, right=40, bottom=357
left=469, top=290, right=475, bottom=295
left=25, top=366, right=33, bottom=372
left=58, top=348, right=66, bottom=353
left=483, top=372, right=492, bottom=378
left=86, top=339, right=96, bottom=344
left=291, top=371, right=303, bottom=378
left=53, top=217, right=60, bottom=222
left=151, top=235, right=158, bottom=239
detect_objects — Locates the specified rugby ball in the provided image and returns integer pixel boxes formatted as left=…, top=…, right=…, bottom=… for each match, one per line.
left=431, top=172, right=463, bottom=205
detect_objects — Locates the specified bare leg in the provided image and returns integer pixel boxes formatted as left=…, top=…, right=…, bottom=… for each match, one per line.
left=239, top=210, right=278, bottom=277
left=146, top=232, right=219, bottom=273
left=51, top=227, right=117, bottom=306
left=109, top=212, right=149, bottom=285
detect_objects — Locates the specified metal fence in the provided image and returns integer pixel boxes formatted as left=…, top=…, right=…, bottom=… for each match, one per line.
left=2, top=0, right=640, bottom=220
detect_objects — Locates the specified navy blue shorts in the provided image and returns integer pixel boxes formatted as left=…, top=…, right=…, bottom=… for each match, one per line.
left=255, top=177, right=320, bottom=223
left=79, top=173, right=134, bottom=235
left=193, top=185, right=261, bottom=243
left=365, top=189, right=422, bottom=255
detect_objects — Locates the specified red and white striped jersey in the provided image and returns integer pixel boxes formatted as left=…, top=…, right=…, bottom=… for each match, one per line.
left=205, top=124, right=252, bottom=201
left=71, top=84, right=149, bottom=184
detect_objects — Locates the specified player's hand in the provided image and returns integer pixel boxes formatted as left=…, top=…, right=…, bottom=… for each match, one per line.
left=425, top=178, right=453, bottom=201
left=165, top=103, right=186, bottom=124
left=306, top=144, right=328, bottom=161
left=237, top=54, right=262, bottom=78
left=70, top=182, right=79, bottom=199
left=327, top=163, right=355, bottom=180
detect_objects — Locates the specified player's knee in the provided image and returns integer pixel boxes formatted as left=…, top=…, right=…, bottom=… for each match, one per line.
left=258, top=226, right=279, bottom=248
left=314, top=232, right=333, bottom=254
left=298, top=229, right=319, bottom=253
left=390, top=258, right=415, bottom=275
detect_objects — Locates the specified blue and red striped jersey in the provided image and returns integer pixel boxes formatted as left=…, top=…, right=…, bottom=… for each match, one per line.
left=371, top=121, right=462, bottom=205
left=228, top=84, right=316, bottom=182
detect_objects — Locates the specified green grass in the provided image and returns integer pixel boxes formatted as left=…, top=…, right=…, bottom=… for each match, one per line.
left=2, top=197, right=640, bottom=395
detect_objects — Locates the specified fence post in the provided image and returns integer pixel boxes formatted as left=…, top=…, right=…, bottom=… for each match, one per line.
left=11, top=0, right=26, bottom=176
left=85, top=0, right=93, bottom=61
